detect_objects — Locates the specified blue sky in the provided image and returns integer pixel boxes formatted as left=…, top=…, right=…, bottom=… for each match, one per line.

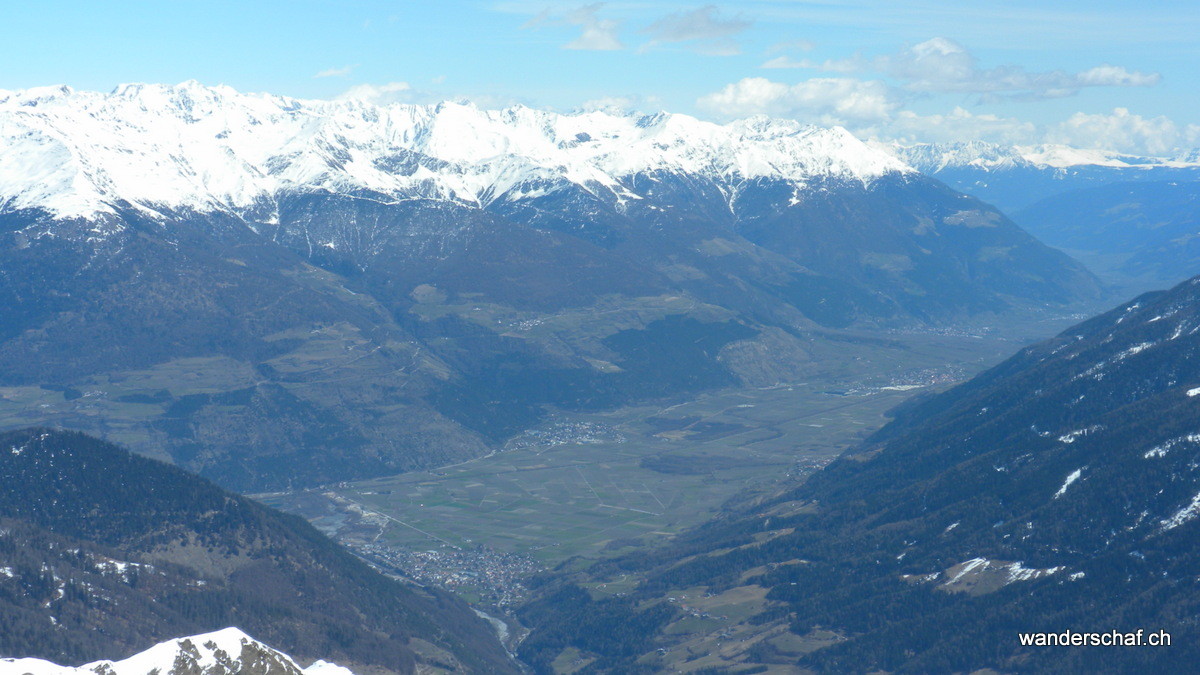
left=5, top=1, right=1198, bottom=153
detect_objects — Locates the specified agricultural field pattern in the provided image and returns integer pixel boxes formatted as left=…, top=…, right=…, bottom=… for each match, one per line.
left=258, top=316, right=1085, bottom=612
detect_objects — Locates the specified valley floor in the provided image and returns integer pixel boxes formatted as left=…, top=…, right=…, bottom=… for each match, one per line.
left=256, top=313, right=1089, bottom=630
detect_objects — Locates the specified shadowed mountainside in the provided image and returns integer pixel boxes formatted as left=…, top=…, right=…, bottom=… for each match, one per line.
left=0, top=428, right=516, bottom=674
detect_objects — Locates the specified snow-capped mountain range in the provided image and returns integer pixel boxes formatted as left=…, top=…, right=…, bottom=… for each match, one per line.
left=886, top=139, right=1200, bottom=215
left=0, top=628, right=352, bottom=675
left=0, top=81, right=908, bottom=221
left=5, top=79, right=1191, bottom=238
left=888, top=140, right=1200, bottom=174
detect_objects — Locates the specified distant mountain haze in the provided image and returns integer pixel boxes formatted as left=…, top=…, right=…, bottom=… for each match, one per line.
left=892, top=141, right=1200, bottom=293
left=1013, top=181, right=1200, bottom=291
left=891, top=140, right=1200, bottom=214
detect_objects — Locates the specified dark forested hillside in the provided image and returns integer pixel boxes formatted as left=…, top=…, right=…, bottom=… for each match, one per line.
left=1014, top=180, right=1200, bottom=289
left=0, top=428, right=516, bottom=674
left=517, top=275, right=1200, bottom=673
left=0, top=167, right=1101, bottom=493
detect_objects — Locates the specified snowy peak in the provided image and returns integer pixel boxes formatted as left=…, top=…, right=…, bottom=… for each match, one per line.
left=0, top=82, right=911, bottom=219
left=891, top=140, right=1200, bottom=173
left=887, top=139, right=1200, bottom=214
left=1016, top=144, right=1137, bottom=169
left=885, top=140, right=1029, bottom=172
left=0, top=627, right=355, bottom=675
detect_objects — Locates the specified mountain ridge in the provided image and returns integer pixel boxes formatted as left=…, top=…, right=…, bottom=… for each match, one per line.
left=1011, top=180, right=1200, bottom=291
left=0, top=81, right=907, bottom=223
left=0, top=428, right=517, bottom=673
left=888, top=140, right=1200, bottom=214
left=890, top=140, right=1200, bottom=173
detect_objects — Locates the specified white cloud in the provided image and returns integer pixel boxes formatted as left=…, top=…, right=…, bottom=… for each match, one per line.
left=641, top=5, right=751, bottom=56
left=875, top=107, right=1038, bottom=146
left=577, top=94, right=665, bottom=114
left=564, top=4, right=623, bottom=51
left=699, top=78, right=1041, bottom=145
left=767, top=39, right=815, bottom=55
left=525, top=3, right=623, bottom=51
left=579, top=96, right=636, bottom=112
left=877, top=37, right=975, bottom=90
left=336, top=82, right=527, bottom=110
left=761, top=56, right=796, bottom=69
left=338, top=81, right=412, bottom=102
left=1046, top=108, right=1192, bottom=156
left=698, top=76, right=898, bottom=125
left=761, top=56, right=810, bottom=69
left=761, top=55, right=861, bottom=72
left=1077, top=65, right=1162, bottom=87
left=695, top=76, right=1200, bottom=156
left=793, top=37, right=1162, bottom=102
left=314, top=65, right=357, bottom=79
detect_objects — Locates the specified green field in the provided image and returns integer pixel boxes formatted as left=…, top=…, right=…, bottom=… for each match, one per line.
left=269, top=383, right=916, bottom=561
left=258, top=317, right=1047, bottom=567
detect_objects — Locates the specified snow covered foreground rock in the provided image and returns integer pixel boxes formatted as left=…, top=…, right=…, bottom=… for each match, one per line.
left=0, top=628, right=354, bottom=675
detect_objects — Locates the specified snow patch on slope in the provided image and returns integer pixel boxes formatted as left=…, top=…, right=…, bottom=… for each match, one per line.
left=1143, top=433, right=1200, bottom=459
left=1161, top=492, right=1200, bottom=531
left=1057, top=426, right=1103, bottom=444
left=937, top=557, right=1064, bottom=594
left=1054, top=468, right=1084, bottom=499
